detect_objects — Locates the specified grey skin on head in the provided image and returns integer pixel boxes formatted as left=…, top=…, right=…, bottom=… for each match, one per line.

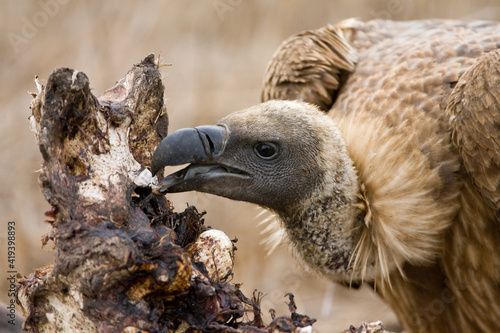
left=151, top=101, right=342, bottom=211
left=152, top=19, right=500, bottom=333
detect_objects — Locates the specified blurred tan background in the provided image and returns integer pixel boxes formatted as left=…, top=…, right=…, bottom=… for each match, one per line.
left=1, top=1, right=499, bottom=331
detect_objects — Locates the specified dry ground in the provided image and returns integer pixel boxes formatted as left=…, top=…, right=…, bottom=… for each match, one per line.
left=1, top=1, right=499, bottom=331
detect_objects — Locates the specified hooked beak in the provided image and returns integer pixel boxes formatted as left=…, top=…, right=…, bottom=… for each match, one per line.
left=150, top=125, right=249, bottom=195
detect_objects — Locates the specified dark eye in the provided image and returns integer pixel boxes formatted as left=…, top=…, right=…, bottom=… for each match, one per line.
left=253, top=142, right=279, bottom=160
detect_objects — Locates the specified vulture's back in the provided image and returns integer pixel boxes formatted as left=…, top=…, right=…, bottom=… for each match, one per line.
left=262, top=19, right=500, bottom=333
left=333, top=20, right=498, bottom=131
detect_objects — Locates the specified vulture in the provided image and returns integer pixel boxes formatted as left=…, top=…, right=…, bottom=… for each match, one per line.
left=151, top=19, right=500, bottom=332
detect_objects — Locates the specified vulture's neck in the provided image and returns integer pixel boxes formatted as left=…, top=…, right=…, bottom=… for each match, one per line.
left=280, top=110, right=463, bottom=285
left=273, top=110, right=460, bottom=284
left=276, top=133, right=368, bottom=281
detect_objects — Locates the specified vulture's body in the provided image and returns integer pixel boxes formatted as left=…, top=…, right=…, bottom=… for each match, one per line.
left=152, top=20, right=500, bottom=332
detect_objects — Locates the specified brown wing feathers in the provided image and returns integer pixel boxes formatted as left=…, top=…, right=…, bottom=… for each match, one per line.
left=261, top=24, right=357, bottom=111
left=447, top=49, right=500, bottom=211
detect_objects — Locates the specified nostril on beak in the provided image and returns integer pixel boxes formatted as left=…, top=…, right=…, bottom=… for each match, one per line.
left=195, top=125, right=227, bottom=159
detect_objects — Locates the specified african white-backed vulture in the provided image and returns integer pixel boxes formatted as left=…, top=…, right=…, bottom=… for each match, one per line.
left=151, top=19, right=500, bottom=332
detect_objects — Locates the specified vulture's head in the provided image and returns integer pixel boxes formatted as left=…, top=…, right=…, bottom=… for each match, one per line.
left=151, top=100, right=359, bottom=215
left=151, top=100, right=364, bottom=281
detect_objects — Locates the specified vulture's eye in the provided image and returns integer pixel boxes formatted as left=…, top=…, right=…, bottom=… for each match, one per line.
left=253, top=142, right=280, bottom=160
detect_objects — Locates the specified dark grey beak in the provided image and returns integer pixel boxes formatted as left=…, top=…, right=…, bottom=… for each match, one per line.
left=151, top=125, right=237, bottom=195
left=151, top=125, right=227, bottom=175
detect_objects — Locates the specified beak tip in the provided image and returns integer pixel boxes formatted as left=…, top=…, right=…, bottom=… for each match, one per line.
left=152, top=184, right=168, bottom=196
left=150, top=166, right=160, bottom=177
